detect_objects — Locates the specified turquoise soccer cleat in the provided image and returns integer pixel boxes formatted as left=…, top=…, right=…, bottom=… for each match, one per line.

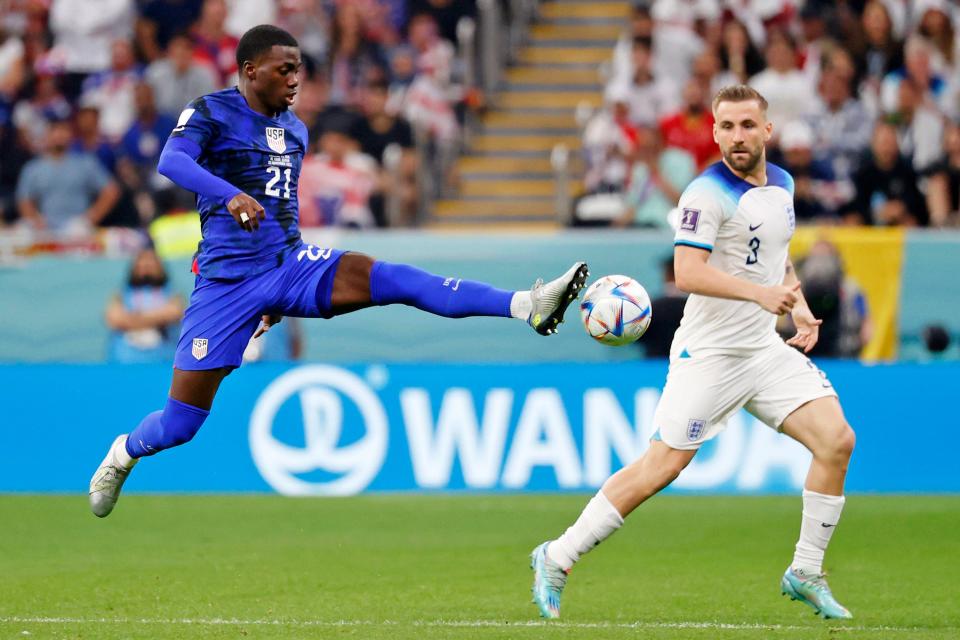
left=781, top=566, right=853, bottom=619
left=530, top=542, right=568, bottom=619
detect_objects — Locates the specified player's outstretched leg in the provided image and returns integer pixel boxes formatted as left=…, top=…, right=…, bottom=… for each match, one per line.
left=363, top=258, right=589, bottom=335
left=779, top=396, right=855, bottom=619
left=530, top=441, right=695, bottom=618
left=89, top=369, right=223, bottom=517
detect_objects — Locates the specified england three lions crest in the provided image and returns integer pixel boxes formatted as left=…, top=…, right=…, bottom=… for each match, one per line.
left=266, top=127, right=286, bottom=153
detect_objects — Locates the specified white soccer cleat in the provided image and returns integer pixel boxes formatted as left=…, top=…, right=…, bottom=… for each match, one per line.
left=527, top=262, right=589, bottom=336
left=89, top=435, right=137, bottom=518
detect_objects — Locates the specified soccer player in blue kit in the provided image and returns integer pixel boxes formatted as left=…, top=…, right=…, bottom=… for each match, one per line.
left=89, top=25, right=589, bottom=517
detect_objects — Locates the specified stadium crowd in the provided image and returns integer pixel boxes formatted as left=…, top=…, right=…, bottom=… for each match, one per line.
left=0, top=0, right=476, bottom=239
left=578, top=0, right=960, bottom=230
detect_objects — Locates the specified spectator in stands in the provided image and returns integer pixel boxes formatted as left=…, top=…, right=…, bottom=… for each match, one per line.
left=690, top=49, right=737, bottom=100
left=328, top=4, right=386, bottom=107
left=852, top=0, right=904, bottom=115
left=615, top=125, right=695, bottom=229
left=636, top=256, right=687, bottom=359
left=582, top=83, right=637, bottom=195
left=771, top=120, right=842, bottom=222
left=914, top=0, right=955, bottom=76
left=276, top=0, right=330, bottom=66
left=16, top=118, right=120, bottom=234
left=749, top=28, right=816, bottom=130
left=0, top=27, right=25, bottom=99
left=224, top=0, right=277, bottom=40
left=79, top=39, right=142, bottom=142
left=794, top=239, right=871, bottom=358
left=299, top=117, right=379, bottom=228
left=612, top=3, right=654, bottom=84
left=805, top=47, right=874, bottom=181
left=649, top=0, right=714, bottom=87
left=843, top=121, right=927, bottom=226
left=145, top=32, right=218, bottom=120
left=190, top=0, right=238, bottom=87
left=350, top=80, right=417, bottom=226
left=890, top=76, right=950, bottom=226
left=70, top=105, right=117, bottom=173
left=48, top=0, right=134, bottom=99
left=116, top=82, right=178, bottom=224
left=797, top=1, right=833, bottom=89
left=717, top=19, right=765, bottom=84
left=136, top=0, right=203, bottom=63
left=11, top=72, right=72, bottom=153
left=409, top=0, right=475, bottom=49
left=881, top=36, right=949, bottom=118
left=105, top=245, right=184, bottom=363
left=615, top=36, right=679, bottom=128
left=659, top=78, right=716, bottom=170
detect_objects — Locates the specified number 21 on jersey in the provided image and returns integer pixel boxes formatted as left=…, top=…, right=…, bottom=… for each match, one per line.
left=266, top=166, right=291, bottom=199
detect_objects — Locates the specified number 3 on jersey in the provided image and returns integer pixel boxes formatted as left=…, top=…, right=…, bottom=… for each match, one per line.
left=266, top=166, right=291, bottom=199
left=746, top=237, right=760, bottom=265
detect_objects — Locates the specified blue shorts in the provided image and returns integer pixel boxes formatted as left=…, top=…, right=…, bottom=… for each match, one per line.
left=174, top=244, right=346, bottom=370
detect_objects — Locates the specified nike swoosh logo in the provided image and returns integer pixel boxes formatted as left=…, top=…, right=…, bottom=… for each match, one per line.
left=821, top=523, right=834, bottom=528
left=749, top=223, right=763, bottom=231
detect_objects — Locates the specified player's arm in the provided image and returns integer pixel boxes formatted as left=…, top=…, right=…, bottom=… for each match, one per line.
left=782, top=256, right=822, bottom=353
left=157, top=129, right=265, bottom=232
left=674, top=245, right=801, bottom=315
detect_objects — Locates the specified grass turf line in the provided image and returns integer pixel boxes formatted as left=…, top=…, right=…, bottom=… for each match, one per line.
left=1, top=495, right=958, bottom=639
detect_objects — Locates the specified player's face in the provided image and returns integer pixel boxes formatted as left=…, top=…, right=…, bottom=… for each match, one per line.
left=713, top=100, right=772, bottom=175
left=249, top=45, right=302, bottom=112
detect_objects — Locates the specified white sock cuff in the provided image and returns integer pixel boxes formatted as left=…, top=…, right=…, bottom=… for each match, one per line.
left=510, top=291, right=532, bottom=320
left=593, top=489, right=625, bottom=526
left=802, top=489, right=845, bottom=525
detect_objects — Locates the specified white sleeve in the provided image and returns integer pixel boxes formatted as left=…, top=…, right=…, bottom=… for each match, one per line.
left=673, top=184, right=724, bottom=252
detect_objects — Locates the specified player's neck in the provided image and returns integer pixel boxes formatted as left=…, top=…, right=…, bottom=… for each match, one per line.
left=722, top=156, right=767, bottom=187
left=238, top=82, right=278, bottom=118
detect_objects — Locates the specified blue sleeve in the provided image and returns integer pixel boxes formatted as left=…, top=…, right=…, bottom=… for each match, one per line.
left=157, top=136, right=242, bottom=205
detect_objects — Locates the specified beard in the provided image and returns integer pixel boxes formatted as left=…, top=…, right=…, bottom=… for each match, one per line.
left=128, top=273, right=168, bottom=288
left=723, top=144, right=763, bottom=173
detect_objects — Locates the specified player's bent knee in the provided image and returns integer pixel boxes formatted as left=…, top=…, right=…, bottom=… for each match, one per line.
left=835, top=422, right=856, bottom=459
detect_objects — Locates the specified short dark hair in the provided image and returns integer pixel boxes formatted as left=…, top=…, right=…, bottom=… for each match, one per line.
left=236, top=25, right=299, bottom=71
left=711, top=84, right=768, bottom=115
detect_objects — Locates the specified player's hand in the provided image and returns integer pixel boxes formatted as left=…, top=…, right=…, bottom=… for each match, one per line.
left=786, top=304, right=822, bottom=353
left=756, top=281, right=801, bottom=315
left=227, top=192, right=266, bottom=232
left=253, top=314, right=283, bottom=339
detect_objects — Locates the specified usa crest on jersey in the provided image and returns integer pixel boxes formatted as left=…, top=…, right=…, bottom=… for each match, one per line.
left=265, top=127, right=286, bottom=153
left=192, top=338, right=208, bottom=360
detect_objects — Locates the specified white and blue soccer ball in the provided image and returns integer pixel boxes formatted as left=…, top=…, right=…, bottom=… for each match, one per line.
left=580, top=275, right=652, bottom=346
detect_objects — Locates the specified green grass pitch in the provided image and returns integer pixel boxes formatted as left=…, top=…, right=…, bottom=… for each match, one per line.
left=1, top=495, right=958, bottom=639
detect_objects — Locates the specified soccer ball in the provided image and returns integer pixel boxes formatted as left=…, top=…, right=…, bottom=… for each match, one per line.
left=580, top=275, right=653, bottom=346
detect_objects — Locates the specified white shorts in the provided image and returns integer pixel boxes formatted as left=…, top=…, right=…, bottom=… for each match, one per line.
left=652, top=341, right=839, bottom=450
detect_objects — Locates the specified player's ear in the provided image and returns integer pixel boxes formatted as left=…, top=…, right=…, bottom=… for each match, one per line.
left=242, top=60, right=257, bottom=82
left=763, top=119, right=773, bottom=142
left=712, top=122, right=719, bottom=144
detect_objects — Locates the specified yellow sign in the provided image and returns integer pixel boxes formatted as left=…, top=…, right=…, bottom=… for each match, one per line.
left=790, top=226, right=905, bottom=361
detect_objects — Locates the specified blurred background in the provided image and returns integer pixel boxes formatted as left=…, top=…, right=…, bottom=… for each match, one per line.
left=2, top=0, right=959, bottom=364
left=1, top=0, right=958, bottom=496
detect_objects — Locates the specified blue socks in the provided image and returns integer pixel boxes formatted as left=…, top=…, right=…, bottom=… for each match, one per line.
left=125, top=397, right=210, bottom=458
left=369, top=261, right=513, bottom=318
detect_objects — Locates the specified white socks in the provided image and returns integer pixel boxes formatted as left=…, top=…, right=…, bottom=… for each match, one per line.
left=547, top=490, right=624, bottom=571
left=510, top=291, right=532, bottom=320
left=792, top=488, right=845, bottom=575
left=114, top=435, right=136, bottom=469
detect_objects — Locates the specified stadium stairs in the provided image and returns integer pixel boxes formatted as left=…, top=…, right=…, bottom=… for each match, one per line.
left=428, top=0, right=627, bottom=231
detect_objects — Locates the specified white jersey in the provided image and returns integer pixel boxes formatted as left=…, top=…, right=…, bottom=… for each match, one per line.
left=671, top=161, right=796, bottom=358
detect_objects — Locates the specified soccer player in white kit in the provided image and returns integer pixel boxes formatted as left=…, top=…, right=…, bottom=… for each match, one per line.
left=530, top=85, right=856, bottom=620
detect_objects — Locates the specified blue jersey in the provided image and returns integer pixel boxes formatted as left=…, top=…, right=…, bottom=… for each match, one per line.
left=170, top=87, right=309, bottom=280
